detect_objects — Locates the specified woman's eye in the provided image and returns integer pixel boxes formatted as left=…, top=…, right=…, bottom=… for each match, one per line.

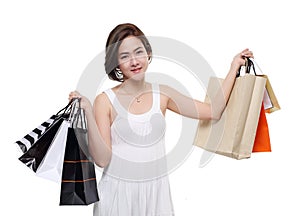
left=120, top=55, right=128, bottom=60
left=136, top=50, right=144, bottom=55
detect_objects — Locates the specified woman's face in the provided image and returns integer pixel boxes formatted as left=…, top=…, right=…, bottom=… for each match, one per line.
left=118, top=36, right=149, bottom=81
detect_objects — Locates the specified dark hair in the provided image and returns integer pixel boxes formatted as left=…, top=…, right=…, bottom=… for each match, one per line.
left=104, top=23, right=152, bottom=82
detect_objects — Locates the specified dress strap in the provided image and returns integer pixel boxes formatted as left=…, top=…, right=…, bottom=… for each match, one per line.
left=151, top=83, right=161, bottom=112
left=103, top=88, right=125, bottom=115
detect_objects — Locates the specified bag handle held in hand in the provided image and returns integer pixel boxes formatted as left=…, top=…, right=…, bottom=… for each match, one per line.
left=68, top=98, right=81, bottom=123
left=71, top=100, right=87, bottom=130
left=236, top=57, right=257, bottom=77
left=58, top=98, right=77, bottom=115
left=54, top=98, right=78, bottom=121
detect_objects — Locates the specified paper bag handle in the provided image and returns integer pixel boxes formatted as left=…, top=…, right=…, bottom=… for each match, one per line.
left=54, top=98, right=78, bottom=121
left=236, top=58, right=257, bottom=77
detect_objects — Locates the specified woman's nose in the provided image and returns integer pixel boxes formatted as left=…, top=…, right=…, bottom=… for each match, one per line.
left=130, top=56, right=139, bottom=66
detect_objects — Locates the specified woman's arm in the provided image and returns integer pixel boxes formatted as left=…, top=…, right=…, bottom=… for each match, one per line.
left=165, top=49, right=253, bottom=120
left=69, top=92, right=112, bottom=168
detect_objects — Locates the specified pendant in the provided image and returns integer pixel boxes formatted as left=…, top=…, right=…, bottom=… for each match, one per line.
left=136, top=98, right=141, bottom=103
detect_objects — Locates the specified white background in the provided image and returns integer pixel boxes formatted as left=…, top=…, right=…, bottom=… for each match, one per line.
left=0, top=0, right=298, bottom=215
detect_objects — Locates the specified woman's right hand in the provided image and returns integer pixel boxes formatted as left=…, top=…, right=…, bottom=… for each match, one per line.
left=68, top=91, right=93, bottom=113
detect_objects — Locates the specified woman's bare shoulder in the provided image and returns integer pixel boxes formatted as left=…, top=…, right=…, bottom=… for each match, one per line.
left=158, top=84, right=177, bottom=97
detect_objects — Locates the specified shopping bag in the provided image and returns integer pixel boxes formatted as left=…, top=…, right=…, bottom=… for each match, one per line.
left=15, top=115, right=56, bottom=153
left=194, top=60, right=267, bottom=159
left=35, top=120, right=70, bottom=182
left=251, top=58, right=280, bottom=113
left=18, top=118, right=65, bottom=171
left=15, top=100, right=74, bottom=153
left=261, top=75, right=280, bottom=113
left=17, top=99, right=74, bottom=172
left=59, top=104, right=99, bottom=205
left=252, top=103, right=271, bottom=152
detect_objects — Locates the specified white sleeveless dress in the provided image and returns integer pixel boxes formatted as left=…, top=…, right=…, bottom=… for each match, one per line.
left=93, top=83, right=174, bottom=216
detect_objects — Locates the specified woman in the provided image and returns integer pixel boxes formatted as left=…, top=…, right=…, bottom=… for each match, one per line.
left=69, top=23, right=253, bottom=216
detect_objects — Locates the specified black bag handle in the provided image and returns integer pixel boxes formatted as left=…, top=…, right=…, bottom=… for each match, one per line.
left=72, top=100, right=85, bottom=129
left=69, top=98, right=87, bottom=130
left=236, top=58, right=257, bottom=77
left=69, top=98, right=92, bottom=159
left=68, top=98, right=81, bottom=124
left=55, top=98, right=77, bottom=119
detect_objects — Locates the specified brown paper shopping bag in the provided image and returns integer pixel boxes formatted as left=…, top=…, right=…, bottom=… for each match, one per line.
left=193, top=73, right=267, bottom=159
left=260, top=75, right=280, bottom=113
left=250, top=59, right=280, bottom=114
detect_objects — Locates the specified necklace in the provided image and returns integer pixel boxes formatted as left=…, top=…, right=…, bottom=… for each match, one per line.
left=134, top=91, right=143, bottom=103
left=121, top=83, right=146, bottom=103
left=136, top=96, right=141, bottom=103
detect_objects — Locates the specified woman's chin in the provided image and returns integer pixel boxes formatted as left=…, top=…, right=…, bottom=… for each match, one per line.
left=130, top=72, right=145, bottom=81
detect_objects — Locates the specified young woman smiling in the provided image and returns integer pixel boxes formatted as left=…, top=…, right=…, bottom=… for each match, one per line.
left=69, top=23, right=253, bottom=216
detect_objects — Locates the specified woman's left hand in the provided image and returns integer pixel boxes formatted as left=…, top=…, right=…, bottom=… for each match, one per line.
left=231, top=48, right=254, bottom=70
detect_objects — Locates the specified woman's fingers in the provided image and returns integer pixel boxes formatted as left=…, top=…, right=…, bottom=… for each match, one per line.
left=231, top=49, right=254, bottom=69
left=68, top=91, right=81, bottom=101
left=241, top=49, right=254, bottom=58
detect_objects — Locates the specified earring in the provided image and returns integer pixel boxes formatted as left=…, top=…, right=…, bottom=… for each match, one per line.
left=148, top=56, right=152, bottom=64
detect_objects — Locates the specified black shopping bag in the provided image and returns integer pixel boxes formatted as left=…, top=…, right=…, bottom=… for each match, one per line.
left=16, top=115, right=56, bottom=153
left=59, top=105, right=99, bottom=205
left=17, top=99, right=75, bottom=172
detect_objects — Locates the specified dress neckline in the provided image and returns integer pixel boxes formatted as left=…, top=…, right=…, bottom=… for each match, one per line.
left=109, top=83, right=156, bottom=118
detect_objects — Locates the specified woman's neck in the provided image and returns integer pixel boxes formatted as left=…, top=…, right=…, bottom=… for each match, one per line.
left=119, top=78, right=147, bottom=95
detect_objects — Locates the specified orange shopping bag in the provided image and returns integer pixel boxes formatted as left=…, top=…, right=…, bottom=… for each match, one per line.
left=252, top=103, right=271, bottom=152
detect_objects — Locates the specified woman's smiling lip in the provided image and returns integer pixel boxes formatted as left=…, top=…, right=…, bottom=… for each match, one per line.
left=131, top=67, right=142, bottom=73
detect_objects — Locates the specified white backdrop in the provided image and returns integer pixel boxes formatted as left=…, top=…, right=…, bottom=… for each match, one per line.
left=1, top=0, right=298, bottom=215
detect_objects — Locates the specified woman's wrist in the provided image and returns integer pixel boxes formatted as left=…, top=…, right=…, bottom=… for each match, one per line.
left=229, top=63, right=241, bottom=75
